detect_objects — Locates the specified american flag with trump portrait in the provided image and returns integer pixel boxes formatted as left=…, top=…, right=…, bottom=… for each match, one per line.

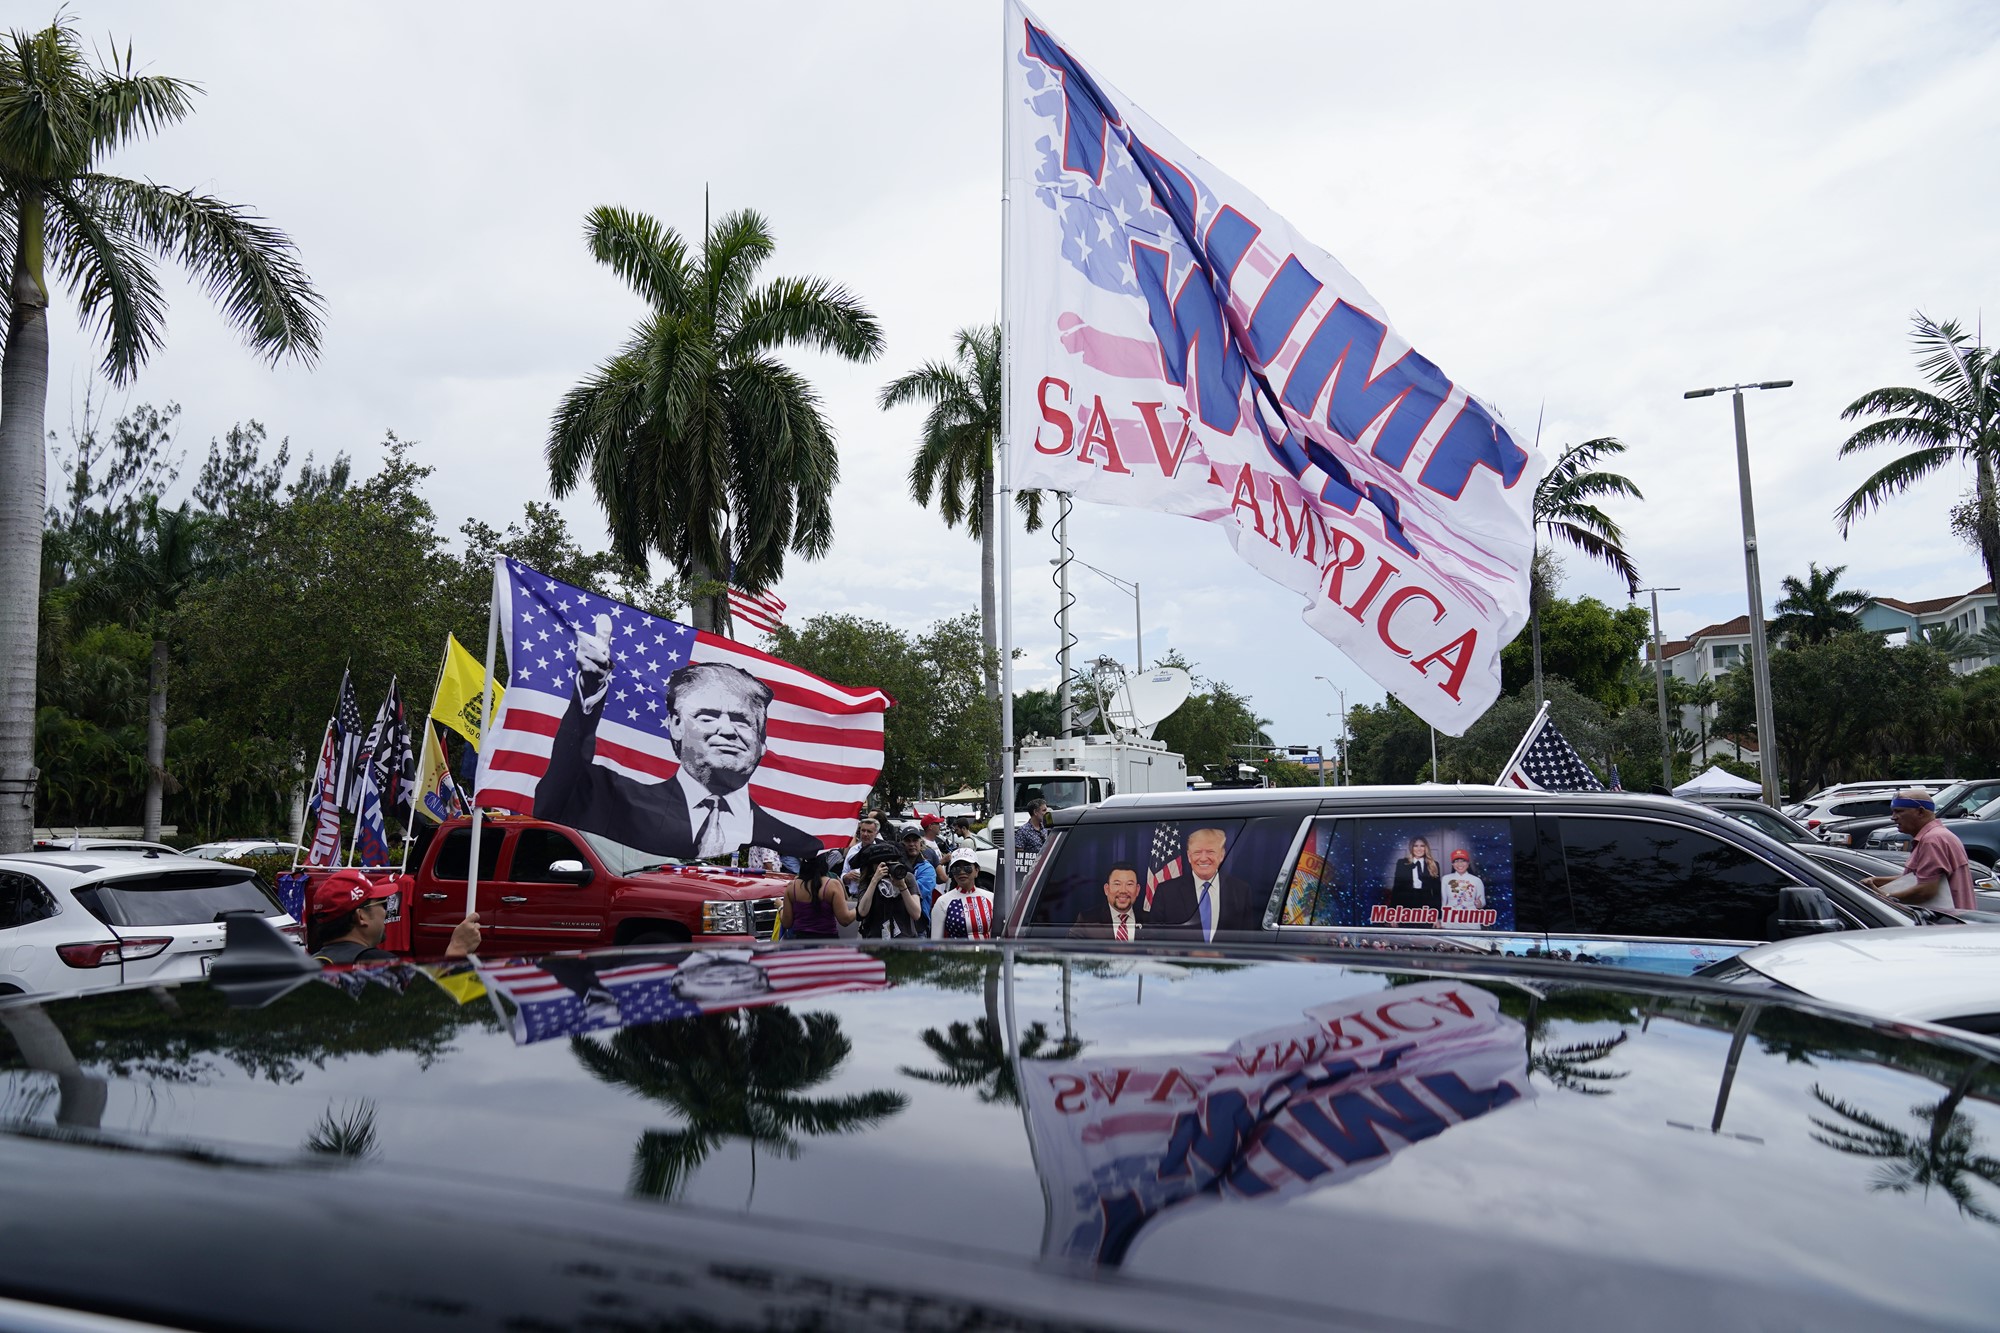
left=472, top=558, right=891, bottom=863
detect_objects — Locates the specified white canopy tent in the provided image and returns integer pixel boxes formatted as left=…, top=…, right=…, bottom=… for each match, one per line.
left=1673, top=765, right=1763, bottom=797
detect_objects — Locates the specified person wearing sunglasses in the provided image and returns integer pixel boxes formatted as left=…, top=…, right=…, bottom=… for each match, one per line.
left=930, top=852, right=995, bottom=940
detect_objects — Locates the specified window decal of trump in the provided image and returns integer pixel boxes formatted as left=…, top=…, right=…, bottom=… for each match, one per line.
left=471, top=559, right=892, bottom=862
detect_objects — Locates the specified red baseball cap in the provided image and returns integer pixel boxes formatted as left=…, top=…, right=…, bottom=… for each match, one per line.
left=920, top=814, right=943, bottom=828
left=309, top=868, right=398, bottom=918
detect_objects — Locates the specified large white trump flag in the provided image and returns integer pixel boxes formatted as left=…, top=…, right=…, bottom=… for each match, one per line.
left=1003, top=2, right=1543, bottom=734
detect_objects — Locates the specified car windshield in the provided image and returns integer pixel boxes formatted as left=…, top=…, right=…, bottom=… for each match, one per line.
left=1018, top=777, right=1092, bottom=810
left=72, top=868, right=279, bottom=926
left=579, top=830, right=679, bottom=875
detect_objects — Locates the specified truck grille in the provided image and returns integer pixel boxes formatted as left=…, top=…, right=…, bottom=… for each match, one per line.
left=750, top=896, right=783, bottom=940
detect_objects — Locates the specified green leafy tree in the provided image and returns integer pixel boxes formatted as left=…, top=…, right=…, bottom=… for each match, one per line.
left=68, top=498, right=214, bottom=839
left=1432, top=678, right=1611, bottom=786
left=1342, top=696, right=1434, bottom=785
left=1011, top=686, right=1061, bottom=740
left=1529, top=438, right=1643, bottom=700
left=459, top=500, right=683, bottom=619
left=1148, top=651, right=1273, bottom=781
left=1499, top=593, right=1650, bottom=711
left=0, top=17, right=323, bottom=851
left=1837, top=315, right=2000, bottom=589
left=769, top=612, right=994, bottom=806
left=546, top=206, right=882, bottom=633
left=880, top=322, right=1043, bottom=706
left=571, top=1008, right=905, bottom=1203
left=1771, top=563, right=1870, bottom=646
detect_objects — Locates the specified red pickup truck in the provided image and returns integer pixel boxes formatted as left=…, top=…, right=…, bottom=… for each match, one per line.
left=304, top=816, right=790, bottom=959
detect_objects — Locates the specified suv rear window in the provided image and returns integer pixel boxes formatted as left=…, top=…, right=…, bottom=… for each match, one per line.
left=72, top=868, right=279, bottom=927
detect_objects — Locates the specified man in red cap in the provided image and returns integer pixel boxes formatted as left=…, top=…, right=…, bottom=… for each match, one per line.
left=308, top=869, right=481, bottom=964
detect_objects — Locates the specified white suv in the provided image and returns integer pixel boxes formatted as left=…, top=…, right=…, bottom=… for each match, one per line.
left=1792, top=781, right=1946, bottom=832
left=0, top=852, right=300, bottom=998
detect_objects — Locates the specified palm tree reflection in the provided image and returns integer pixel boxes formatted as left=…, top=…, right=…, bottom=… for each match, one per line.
left=572, top=1007, right=906, bottom=1204
left=302, top=1100, right=380, bottom=1160
left=1810, top=1070, right=2000, bottom=1224
left=901, top=1018, right=1081, bottom=1107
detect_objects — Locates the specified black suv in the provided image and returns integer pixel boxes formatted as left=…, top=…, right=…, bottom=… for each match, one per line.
left=1007, top=786, right=1937, bottom=975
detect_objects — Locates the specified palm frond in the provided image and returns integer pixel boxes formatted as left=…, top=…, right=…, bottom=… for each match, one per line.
left=0, top=21, right=96, bottom=178
left=91, top=174, right=323, bottom=369
left=584, top=205, right=688, bottom=310
left=42, top=178, right=168, bottom=381
left=1835, top=447, right=1956, bottom=533
left=731, top=274, right=883, bottom=362
left=85, top=65, right=196, bottom=154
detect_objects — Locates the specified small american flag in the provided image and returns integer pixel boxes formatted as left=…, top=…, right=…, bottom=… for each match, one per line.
left=332, top=669, right=366, bottom=811
left=1144, top=823, right=1184, bottom=911
left=1497, top=706, right=1605, bottom=792
left=473, top=559, right=889, bottom=851
left=727, top=584, right=786, bottom=638
left=477, top=949, right=889, bottom=1045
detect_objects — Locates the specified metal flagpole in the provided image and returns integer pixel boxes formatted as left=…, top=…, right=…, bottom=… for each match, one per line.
left=1495, top=701, right=1550, bottom=785
left=465, top=557, right=503, bottom=923
left=1430, top=727, right=1439, bottom=782
left=997, top=0, right=1018, bottom=925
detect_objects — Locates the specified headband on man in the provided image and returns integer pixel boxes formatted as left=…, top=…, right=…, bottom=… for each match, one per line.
left=1891, top=796, right=1935, bottom=811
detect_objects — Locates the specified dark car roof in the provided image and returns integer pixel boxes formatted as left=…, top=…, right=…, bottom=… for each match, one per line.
left=1, top=941, right=1997, bottom=1330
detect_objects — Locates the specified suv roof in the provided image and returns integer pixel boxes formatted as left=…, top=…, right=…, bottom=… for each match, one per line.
left=0, top=850, right=254, bottom=892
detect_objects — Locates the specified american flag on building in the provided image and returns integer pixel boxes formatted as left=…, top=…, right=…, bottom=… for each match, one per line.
left=1143, top=823, right=1185, bottom=911
left=472, top=559, right=890, bottom=850
left=727, top=584, right=786, bottom=638
left=1495, top=703, right=1605, bottom=792
left=477, top=948, right=889, bottom=1045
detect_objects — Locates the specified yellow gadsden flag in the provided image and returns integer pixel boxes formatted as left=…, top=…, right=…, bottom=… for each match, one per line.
left=433, top=634, right=504, bottom=747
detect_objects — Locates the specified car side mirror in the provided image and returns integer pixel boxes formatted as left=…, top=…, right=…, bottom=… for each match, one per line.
left=545, top=859, right=594, bottom=884
left=1773, top=885, right=1842, bottom=939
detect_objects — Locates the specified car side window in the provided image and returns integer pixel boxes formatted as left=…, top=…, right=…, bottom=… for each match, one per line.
left=1279, top=815, right=1541, bottom=933
left=0, top=874, right=25, bottom=930
left=1022, top=814, right=1305, bottom=937
left=17, top=882, right=56, bottom=924
left=509, top=830, right=588, bottom=882
left=432, top=828, right=503, bottom=881
left=1730, top=809, right=1794, bottom=842
left=1555, top=817, right=1802, bottom=941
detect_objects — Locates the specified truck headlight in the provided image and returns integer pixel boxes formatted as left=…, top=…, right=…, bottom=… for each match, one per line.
left=702, top=900, right=750, bottom=934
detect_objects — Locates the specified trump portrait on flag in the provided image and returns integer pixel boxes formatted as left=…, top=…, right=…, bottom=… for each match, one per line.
left=534, top=613, right=824, bottom=861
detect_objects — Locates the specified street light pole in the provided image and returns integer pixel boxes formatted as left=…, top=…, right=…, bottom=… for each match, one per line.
left=1313, top=676, right=1348, bottom=785
left=1686, top=380, right=1792, bottom=807
left=1636, top=585, right=1681, bottom=790
left=1074, top=559, right=1142, bottom=675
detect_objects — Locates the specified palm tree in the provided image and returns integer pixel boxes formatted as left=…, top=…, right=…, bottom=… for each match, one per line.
left=1531, top=438, right=1643, bottom=701
left=68, top=499, right=212, bottom=839
left=302, top=1100, right=380, bottom=1160
left=570, top=1007, right=905, bottom=1203
left=0, top=19, right=323, bottom=852
left=1916, top=623, right=1975, bottom=662
left=1770, top=563, right=1870, bottom=646
left=1837, top=315, right=2000, bottom=589
left=1970, top=622, right=2000, bottom=665
left=547, top=206, right=882, bottom=633
left=880, top=323, right=1044, bottom=703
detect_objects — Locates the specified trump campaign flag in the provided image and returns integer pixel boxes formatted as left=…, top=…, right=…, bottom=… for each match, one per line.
left=1004, top=3, right=1543, bottom=734
left=472, top=558, right=891, bottom=859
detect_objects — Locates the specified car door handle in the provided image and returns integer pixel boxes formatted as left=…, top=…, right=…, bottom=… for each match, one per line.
left=421, top=893, right=448, bottom=901
left=500, top=895, right=527, bottom=904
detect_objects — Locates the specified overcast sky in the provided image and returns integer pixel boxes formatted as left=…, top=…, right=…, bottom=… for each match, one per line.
left=41, top=0, right=2000, bottom=758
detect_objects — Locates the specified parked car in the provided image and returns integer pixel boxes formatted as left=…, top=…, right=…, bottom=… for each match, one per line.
left=1005, top=786, right=1969, bottom=975
left=30, top=837, right=179, bottom=855
left=1815, top=777, right=2000, bottom=847
left=1790, top=784, right=1907, bottom=831
left=294, top=815, right=789, bottom=957
left=183, top=839, right=307, bottom=861
left=0, top=936, right=1995, bottom=1330
left=1701, top=797, right=1818, bottom=845
left=0, top=851, right=299, bottom=997
left=1700, top=925, right=2000, bottom=1043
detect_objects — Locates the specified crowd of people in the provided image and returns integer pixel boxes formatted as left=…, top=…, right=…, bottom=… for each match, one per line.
left=777, top=809, right=1005, bottom=941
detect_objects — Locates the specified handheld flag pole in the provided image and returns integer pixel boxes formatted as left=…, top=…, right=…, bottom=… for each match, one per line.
left=465, top=556, right=504, bottom=922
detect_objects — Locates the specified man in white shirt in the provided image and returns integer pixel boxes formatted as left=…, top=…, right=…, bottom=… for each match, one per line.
left=1070, top=863, right=1144, bottom=940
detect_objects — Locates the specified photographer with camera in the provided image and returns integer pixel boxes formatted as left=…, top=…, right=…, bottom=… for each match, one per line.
left=854, top=843, right=925, bottom=939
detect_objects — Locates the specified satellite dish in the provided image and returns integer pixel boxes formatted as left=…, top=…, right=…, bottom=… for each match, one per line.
left=1117, top=667, right=1191, bottom=737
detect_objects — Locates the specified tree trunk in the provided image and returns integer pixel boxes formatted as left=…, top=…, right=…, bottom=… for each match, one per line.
left=1978, top=431, right=2000, bottom=598
left=143, top=637, right=169, bottom=841
left=688, top=557, right=725, bottom=635
left=0, top=190, right=50, bottom=854
left=980, top=445, right=1002, bottom=811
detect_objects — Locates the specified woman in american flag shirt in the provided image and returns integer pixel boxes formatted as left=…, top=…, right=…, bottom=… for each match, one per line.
left=930, top=852, right=996, bottom=940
